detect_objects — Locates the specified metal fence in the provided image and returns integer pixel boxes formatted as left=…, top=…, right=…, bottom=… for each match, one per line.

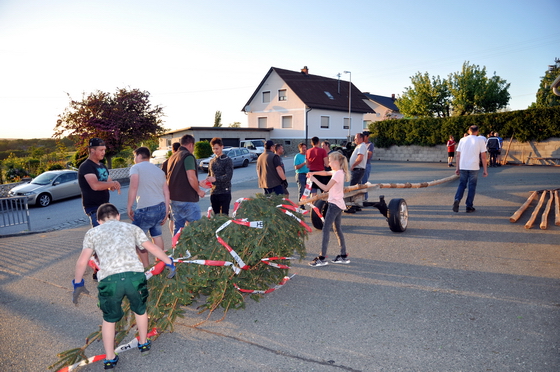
left=0, top=196, right=31, bottom=231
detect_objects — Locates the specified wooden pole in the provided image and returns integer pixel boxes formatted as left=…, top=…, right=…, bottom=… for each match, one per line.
left=509, top=191, right=538, bottom=223
left=525, top=191, right=547, bottom=229
left=298, top=174, right=459, bottom=205
left=540, top=191, right=553, bottom=230
left=554, top=190, right=560, bottom=226
left=501, top=134, right=514, bottom=165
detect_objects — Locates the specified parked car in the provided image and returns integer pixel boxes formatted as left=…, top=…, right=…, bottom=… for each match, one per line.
left=239, top=139, right=265, bottom=159
left=199, top=147, right=252, bottom=172
left=150, top=149, right=170, bottom=165
left=8, top=170, right=81, bottom=207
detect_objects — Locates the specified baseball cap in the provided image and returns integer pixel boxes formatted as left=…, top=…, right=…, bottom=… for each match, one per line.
left=89, top=138, right=105, bottom=147
left=265, top=140, right=275, bottom=149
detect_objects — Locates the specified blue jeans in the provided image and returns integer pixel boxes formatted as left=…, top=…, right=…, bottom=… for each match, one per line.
left=321, top=203, right=346, bottom=257
left=132, top=202, right=166, bottom=238
left=296, top=173, right=307, bottom=200
left=361, top=163, right=372, bottom=199
left=85, top=207, right=100, bottom=227
left=454, top=170, right=479, bottom=208
left=170, top=201, right=201, bottom=235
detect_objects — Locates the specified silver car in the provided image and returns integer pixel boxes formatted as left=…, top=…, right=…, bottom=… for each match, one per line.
left=8, top=170, right=81, bottom=207
left=199, top=147, right=252, bottom=172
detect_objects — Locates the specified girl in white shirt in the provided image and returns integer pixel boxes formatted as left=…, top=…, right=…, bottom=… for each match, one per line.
left=307, top=151, right=351, bottom=267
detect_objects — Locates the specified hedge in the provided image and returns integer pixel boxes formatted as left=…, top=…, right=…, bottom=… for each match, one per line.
left=370, top=106, right=560, bottom=148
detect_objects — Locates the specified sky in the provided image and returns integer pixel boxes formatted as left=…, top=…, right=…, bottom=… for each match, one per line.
left=0, top=0, right=559, bottom=139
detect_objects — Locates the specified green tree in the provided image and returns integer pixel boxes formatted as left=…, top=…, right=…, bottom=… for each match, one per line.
left=229, top=121, right=241, bottom=128
left=54, top=87, right=167, bottom=168
left=396, top=72, right=451, bottom=118
left=448, top=61, right=510, bottom=115
left=531, top=58, right=560, bottom=108
left=214, top=110, right=222, bottom=127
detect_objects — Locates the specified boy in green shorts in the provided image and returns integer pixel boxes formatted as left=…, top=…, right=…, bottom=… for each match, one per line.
left=72, top=203, right=175, bottom=369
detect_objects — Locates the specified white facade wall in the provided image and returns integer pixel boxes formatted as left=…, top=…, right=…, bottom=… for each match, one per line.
left=246, top=70, right=365, bottom=141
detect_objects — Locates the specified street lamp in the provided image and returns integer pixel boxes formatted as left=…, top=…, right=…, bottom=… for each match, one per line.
left=344, top=71, right=351, bottom=143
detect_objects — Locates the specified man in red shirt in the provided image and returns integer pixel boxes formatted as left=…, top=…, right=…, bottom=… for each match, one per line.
left=306, top=136, right=329, bottom=197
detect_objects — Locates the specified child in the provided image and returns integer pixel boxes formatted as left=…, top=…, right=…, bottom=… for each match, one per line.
left=72, top=203, right=175, bottom=369
left=307, top=151, right=351, bottom=267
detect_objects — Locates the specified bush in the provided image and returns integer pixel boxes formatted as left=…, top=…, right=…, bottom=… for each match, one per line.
left=112, top=157, right=128, bottom=169
left=194, top=141, right=212, bottom=159
left=5, top=168, right=28, bottom=182
left=371, top=106, right=560, bottom=148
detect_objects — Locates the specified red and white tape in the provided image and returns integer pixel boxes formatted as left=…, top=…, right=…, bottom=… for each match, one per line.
left=57, top=328, right=158, bottom=372
left=234, top=274, right=295, bottom=294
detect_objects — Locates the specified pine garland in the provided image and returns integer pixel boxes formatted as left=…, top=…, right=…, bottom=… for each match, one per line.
left=50, top=194, right=308, bottom=370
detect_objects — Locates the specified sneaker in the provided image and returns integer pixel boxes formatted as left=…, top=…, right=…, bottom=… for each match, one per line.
left=344, top=207, right=356, bottom=214
left=452, top=200, right=459, bottom=213
left=138, top=339, right=151, bottom=354
left=103, top=355, right=119, bottom=369
left=92, top=271, right=98, bottom=282
left=331, top=255, right=350, bottom=264
left=309, top=257, right=328, bottom=267
left=466, top=207, right=476, bottom=213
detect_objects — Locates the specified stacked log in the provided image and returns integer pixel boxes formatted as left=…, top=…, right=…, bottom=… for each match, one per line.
left=509, top=189, right=560, bottom=229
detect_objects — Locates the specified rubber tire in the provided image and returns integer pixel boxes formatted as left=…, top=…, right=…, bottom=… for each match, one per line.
left=387, top=198, right=408, bottom=232
left=310, top=200, right=329, bottom=230
left=37, top=193, right=52, bottom=207
left=242, top=159, right=249, bottom=167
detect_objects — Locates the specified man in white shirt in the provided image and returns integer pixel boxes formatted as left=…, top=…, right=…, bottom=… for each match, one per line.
left=346, top=133, right=367, bottom=213
left=452, top=125, right=488, bottom=213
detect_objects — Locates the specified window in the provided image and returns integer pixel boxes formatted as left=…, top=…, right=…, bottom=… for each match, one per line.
left=343, top=117, right=350, bottom=130
left=324, top=91, right=334, bottom=100
left=278, top=89, right=287, bottom=101
left=321, top=116, right=330, bottom=129
left=262, top=91, right=270, bottom=103
left=258, top=117, right=267, bottom=128
left=282, top=116, right=292, bottom=128
left=363, top=120, right=371, bottom=130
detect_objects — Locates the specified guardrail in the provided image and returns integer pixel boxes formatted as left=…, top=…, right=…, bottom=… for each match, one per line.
left=0, top=196, right=31, bottom=231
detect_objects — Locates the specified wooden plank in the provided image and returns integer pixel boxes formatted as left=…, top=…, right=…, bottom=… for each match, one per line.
left=509, top=191, right=538, bottom=223
left=540, top=191, right=553, bottom=230
left=555, top=190, right=560, bottom=226
left=525, top=191, right=547, bottom=229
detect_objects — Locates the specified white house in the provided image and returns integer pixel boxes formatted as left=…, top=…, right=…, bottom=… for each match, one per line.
left=363, top=93, right=404, bottom=126
left=242, top=66, right=374, bottom=150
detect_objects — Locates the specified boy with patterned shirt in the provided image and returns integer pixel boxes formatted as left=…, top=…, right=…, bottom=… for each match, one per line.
left=72, top=203, right=175, bottom=369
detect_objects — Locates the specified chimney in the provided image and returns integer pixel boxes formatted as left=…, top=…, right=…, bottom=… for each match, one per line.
left=301, top=66, right=309, bottom=75
left=391, top=93, right=395, bottom=100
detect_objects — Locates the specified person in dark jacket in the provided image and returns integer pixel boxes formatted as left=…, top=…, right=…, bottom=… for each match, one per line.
left=201, top=137, right=233, bottom=215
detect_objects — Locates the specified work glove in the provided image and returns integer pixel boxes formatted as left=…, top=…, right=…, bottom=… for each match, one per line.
left=282, top=179, right=289, bottom=189
left=72, top=279, right=90, bottom=305
left=165, top=257, right=176, bottom=279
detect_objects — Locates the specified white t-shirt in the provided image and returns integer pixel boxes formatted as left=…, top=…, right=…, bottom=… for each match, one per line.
left=349, top=143, right=367, bottom=169
left=457, top=135, right=487, bottom=170
left=129, top=161, right=166, bottom=209
left=83, top=220, right=148, bottom=281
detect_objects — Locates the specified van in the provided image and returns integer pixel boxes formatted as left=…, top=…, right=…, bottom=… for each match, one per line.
left=239, top=139, right=265, bottom=159
left=150, top=149, right=170, bottom=165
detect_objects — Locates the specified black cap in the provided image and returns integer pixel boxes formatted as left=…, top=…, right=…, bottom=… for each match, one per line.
left=265, top=140, right=275, bottom=149
left=89, top=138, right=105, bottom=147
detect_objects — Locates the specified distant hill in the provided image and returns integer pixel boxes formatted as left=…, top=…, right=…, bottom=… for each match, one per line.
left=0, top=137, right=75, bottom=160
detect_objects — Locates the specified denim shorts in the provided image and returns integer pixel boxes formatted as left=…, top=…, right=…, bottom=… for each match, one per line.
left=170, top=200, right=201, bottom=235
left=98, top=271, right=148, bottom=322
left=132, top=202, right=166, bottom=238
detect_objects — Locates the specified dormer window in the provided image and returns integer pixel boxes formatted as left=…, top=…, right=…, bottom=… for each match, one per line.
left=324, top=91, right=334, bottom=100
left=278, top=89, right=287, bottom=101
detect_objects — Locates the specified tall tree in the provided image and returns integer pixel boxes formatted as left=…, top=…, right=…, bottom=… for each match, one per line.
left=448, top=61, right=510, bottom=115
left=54, top=88, right=166, bottom=168
left=396, top=72, right=451, bottom=118
left=531, top=58, right=560, bottom=108
left=214, top=110, right=222, bottom=127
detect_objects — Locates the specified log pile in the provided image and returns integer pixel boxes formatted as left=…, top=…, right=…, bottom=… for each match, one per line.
left=509, top=189, right=560, bottom=229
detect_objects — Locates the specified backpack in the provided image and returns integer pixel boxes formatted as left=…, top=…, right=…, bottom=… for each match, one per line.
left=487, top=137, right=499, bottom=150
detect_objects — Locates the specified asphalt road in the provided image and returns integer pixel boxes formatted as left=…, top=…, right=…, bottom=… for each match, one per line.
left=0, top=161, right=559, bottom=372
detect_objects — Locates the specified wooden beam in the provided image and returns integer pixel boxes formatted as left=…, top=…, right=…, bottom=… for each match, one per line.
left=525, top=191, right=547, bottom=229
left=540, top=191, right=553, bottom=230
left=509, top=191, right=538, bottom=223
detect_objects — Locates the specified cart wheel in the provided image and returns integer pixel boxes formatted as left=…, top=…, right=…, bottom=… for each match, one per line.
left=387, top=198, right=408, bottom=232
left=311, top=200, right=329, bottom=230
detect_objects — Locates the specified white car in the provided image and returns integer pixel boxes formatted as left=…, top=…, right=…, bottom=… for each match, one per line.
left=150, top=149, right=170, bottom=165
left=199, top=147, right=252, bottom=172
left=239, top=139, right=265, bottom=159
left=8, top=170, right=81, bottom=207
